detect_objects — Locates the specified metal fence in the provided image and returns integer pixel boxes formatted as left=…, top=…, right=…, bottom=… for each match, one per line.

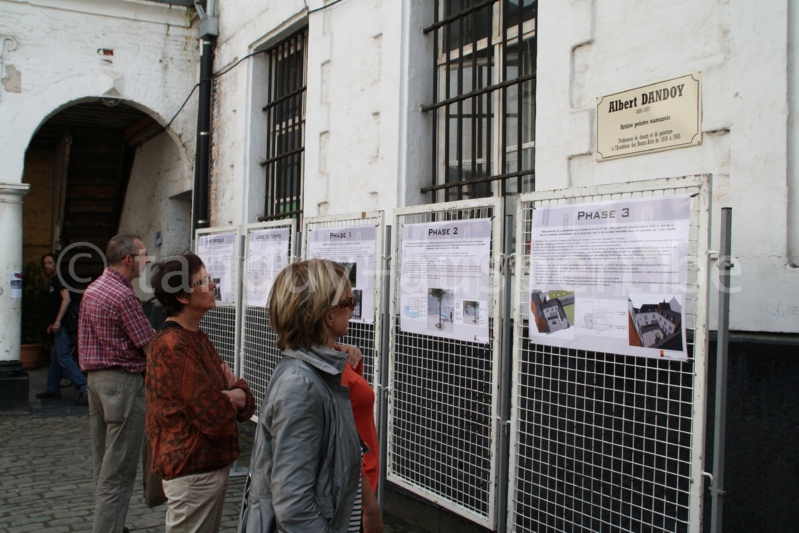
left=509, top=175, right=712, bottom=532
left=239, top=220, right=297, bottom=420
left=195, top=226, right=242, bottom=373
left=387, top=198, right=504, bottom=528
left=192, top=176, right=713, bottom=532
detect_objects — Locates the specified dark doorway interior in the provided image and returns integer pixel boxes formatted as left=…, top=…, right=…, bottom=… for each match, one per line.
left=24, top=100, right=160, bottom=284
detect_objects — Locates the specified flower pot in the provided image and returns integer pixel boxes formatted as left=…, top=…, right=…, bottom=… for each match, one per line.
left=20, top=343, right=44, bottom=370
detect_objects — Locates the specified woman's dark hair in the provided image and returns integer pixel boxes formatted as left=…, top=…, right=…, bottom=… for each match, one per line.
left=150, top=253, right=205, bottom=317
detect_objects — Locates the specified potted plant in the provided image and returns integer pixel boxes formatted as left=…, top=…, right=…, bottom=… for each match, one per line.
left=20, top=261, right=49, bottom=369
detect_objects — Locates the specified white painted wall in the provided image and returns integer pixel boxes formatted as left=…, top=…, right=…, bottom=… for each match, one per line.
left=0, top=0, right=201, bottom=360
left=118, top=131, right=192, bottom=299
left=210, top=0, right=432, bottom=227
left=208, top=0, right=796, bottom=334
left=0, top=0, right=200, bottom=184
left=210, top=0, right=308, bottom=226
left=537, top=0, right=797, bottom=334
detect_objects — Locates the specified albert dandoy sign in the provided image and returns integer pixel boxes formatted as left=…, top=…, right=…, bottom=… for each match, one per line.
left=596, top=73, right=702, bottom=161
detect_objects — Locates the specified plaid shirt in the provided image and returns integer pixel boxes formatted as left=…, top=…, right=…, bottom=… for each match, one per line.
left=78, top=268, right=154, bottom=373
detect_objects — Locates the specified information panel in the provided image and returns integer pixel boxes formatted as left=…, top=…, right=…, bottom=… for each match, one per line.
left=307, top=225, right=377, bottom=324
left=528, top=196, right=690, bottom=360
left=196, top=233, right=236, bottom=304
left=245, top=228, right=290, bottom=307
left=399, top=218, right=491, bottom=344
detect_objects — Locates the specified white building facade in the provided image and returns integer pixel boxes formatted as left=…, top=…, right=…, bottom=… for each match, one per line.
left=0, top=0, right=198, bottom=368
left=1, top=0, right=797, bottom=529
left=210, top=0, right=797, bottom=336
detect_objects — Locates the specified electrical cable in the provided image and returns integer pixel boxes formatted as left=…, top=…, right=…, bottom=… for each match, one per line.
left=307, top=0, right=345, bottom=14
left=161, top=0, right=346, bottom=132
left=161, top=49, right=267, bottom=132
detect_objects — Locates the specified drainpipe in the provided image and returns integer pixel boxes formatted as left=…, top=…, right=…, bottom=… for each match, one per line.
left=193, top=0, right=219, bottom=234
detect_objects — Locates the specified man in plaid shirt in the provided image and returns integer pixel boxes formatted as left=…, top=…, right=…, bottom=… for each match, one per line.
left=79, top=234, right=155, bottom=533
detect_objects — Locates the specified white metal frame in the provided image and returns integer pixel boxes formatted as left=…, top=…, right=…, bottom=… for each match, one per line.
left=239, top=219, right=298, bottom=421
left=301, top=211, right=386, bottom=388
left=195, top=225, right=243, bottom=376
left=387, top=198, right=504, bottom=529
left=508, top=175, right=712, bottom=532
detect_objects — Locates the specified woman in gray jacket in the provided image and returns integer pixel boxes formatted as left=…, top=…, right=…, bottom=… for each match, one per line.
left=239, top=259, right=363, bottom=533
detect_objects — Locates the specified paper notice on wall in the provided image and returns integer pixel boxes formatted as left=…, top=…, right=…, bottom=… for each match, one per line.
left=245, top=228, right=290, bottom=307
left=307, top=225, right=378, bottom=323
left=399, top=218, right=491, bottom=344
left=528, top=196, right=691, bottom=360
left=196, top=233, right=236, bottom=304
left=10, top=271, right=22, bottom=299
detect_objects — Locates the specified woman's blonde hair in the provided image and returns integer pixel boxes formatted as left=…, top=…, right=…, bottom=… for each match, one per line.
left=269, top=259, right=350, bottom=350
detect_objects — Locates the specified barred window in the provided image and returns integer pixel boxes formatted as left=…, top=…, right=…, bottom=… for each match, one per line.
left=423, top=0, right=536, bottom=203
left=263, top=29, right=307, bottom=221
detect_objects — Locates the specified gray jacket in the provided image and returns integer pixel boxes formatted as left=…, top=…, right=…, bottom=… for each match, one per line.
left=238, top=345, right=361, bottom=533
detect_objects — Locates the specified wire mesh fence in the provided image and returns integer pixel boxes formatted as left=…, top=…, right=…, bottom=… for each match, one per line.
left=239, top=221, right=296, bottom=420
left=388, top=199, right=503, bottom=528
left=195, top=227, right=242, bottom=372
left=509, top=176, right=712, bottom=532
left=191, top=176, right=712, bottom=531
left=302, top=212, right=386, bottom=388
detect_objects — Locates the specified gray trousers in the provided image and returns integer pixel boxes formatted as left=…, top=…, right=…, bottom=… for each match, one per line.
left=87, top=368, right=146, bottom=533
left=163, top=467, right=229, bottom=533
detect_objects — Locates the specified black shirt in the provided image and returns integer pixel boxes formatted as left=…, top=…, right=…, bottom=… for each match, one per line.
left=48, top=275, right=68, bottom=323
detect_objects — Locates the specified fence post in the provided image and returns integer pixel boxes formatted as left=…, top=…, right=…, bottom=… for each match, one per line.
left=377, top=226, right=392, bottom=511
left=496, top=214, right=514, bottom=532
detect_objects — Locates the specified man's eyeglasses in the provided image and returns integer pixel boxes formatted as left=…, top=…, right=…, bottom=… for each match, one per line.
left=336, top=296, right=355, bottom=311
left=190, top=275, right=213, bottom=288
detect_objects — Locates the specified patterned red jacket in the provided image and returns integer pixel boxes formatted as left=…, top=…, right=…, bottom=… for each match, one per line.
left=146, top=322, right=256, bottom=479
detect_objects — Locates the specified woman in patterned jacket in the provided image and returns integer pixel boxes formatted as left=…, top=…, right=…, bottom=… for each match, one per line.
left=147, top=253, right=256, bottom=533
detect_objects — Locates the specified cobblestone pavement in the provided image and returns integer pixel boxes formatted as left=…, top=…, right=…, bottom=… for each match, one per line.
left=0, top=367, right=415, bottom=533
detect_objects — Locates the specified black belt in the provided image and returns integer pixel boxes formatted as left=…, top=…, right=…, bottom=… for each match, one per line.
left=92, top=366, right=145, bottom=376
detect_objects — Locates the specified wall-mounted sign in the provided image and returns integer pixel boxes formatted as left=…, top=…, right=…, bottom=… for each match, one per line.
left=596, top=72, right=702, bottom=161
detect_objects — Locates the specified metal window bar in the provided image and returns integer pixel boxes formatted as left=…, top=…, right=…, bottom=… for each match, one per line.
left=509, top=176, right=712, bottom=532
left=240, top=220, right=298, bottom=421
left=387, top=198, right=504, bottom=528
left=426, top=0, right=536, bottom=201
left=263, top=29, right=307, bottom=222
left=195, top=226, right=243, bottom=375
left=301, top=212, right=386, bottom=389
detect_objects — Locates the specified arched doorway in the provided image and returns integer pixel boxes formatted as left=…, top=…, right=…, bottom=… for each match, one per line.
left=22, top=99, right=192, bottom=286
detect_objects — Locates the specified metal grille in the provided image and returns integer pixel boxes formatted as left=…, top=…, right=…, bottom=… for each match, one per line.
left=302, top=212, right=386, bottom=388
left=240, top=221, right=297, bottom=420
left=509, top=176, right=712, bottom=532
left=195, top=227, right=242, bottom=373
left=263, top=28, right=307, bottom=221
left=423, top=0, right=537, bottom=201
left=388, top=199, right=503, bottom=528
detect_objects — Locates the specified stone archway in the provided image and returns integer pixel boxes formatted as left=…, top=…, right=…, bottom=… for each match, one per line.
left=22, top=99, right=193, bottom=287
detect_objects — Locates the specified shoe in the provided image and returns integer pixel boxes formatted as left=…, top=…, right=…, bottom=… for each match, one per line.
left=123, top=527, right=130, bottom=533
left=75, top=390, right=89, bottom=407
left=36, top=390, right=62, bottom=400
